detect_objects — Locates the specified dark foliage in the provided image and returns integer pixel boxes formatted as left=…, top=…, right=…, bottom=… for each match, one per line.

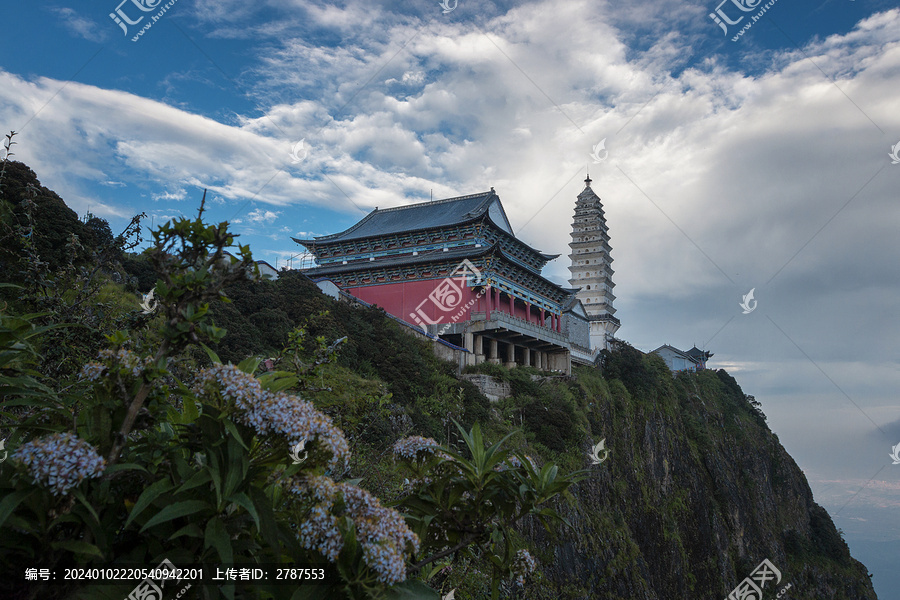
left=121, top=252, right=158, bottom=292
left=0, top=161, right=100, bottom=275
left=716, top=369, right=768, bottom=426
left=810, top=504, right=851, bottom=563
left=458, top=378, right=491, bottom=425
left=600, top=339, right=655, bottom=399
left=522, top=389, right=579, bottom=452
left=210, top=271, right=458, bottom=407
left=715, top=369, right=745, bottom=400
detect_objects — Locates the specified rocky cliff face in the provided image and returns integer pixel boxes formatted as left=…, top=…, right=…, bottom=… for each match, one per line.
left=519, top=347, right=876, bottom=599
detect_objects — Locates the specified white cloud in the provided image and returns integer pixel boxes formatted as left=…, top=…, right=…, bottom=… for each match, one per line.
left=50, top=7, right=106, bottom=43
left=152, top=189, right=188, bottom=201
left=246, top=208, right=281, bottom=223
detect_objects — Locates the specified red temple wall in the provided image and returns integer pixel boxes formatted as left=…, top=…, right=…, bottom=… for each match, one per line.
left=347, top=280, right=485, bottom=327
left=346, top=280, right=553, bottom=329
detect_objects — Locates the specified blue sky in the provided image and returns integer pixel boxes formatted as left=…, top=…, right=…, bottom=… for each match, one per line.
left=2, top=0, right=899, bottom=596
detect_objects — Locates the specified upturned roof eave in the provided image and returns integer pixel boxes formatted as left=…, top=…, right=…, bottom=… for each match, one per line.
left=302, top=243, right=575, bottom=301
left=297, top=213, right=557, bottom=269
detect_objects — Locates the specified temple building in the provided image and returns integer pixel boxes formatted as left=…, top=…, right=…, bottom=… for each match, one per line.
left=568, top=175, right=620, bottom=350
left=652, top=345, right=714, bottom=373
left=295, top=180, right=618, bottom=372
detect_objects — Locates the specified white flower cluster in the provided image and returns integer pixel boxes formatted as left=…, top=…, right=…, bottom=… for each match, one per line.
left=392, top=435, right=444, bottom=460
left=511, top=548, right=537, bottom=586
left=399, top=475, right=433, bottom=494
left=79, top=348, right=154, bottom=381
left=497, top=454, right=539, bottom=472
left=291, top=475, right=420, bottom=585
left=14, top=432, right=106, bottom=496
left=193, top=364, right=350, bottom=472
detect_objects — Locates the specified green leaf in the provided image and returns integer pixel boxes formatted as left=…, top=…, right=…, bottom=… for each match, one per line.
left=199, top=342, right=221, bottom=365
left=204, top=517, right=233, bottom=563
left=0, top=489, right=32, bottom=531
left=72, top=489, right=102, bottom=528
left=173, top=468, right=212, bottom=495
left=223, top=419, right=249, bottom=451
left=123, top=478, right=174, bottom=530
left=139, top=500, right=209, bottom=532
left=222, top=437, right=248, bottom=499
left=382, top=580, right=441, bottom=599
left=50, top=540, right=104, bottom=559
left=103, top=463, right=149, bottom=476
left=236, top=356, right=261, bottom=375
left=181, top=393, right=200, bottom=423
left=207, top=451, right=223, bottom=508
left=169, top=523, right=204, bottom=541
left=256, top=370, right=299, bottom=393
left=226, top=492, right=260, bottom=532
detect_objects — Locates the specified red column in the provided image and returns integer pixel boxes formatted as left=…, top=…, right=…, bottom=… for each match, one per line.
left=509, top=293, right=514, bottom=316
left=540, top=309, right=545, bottom=327
left=485, top=286, right=492, bottom=320
left=525, top=302, right=531, bottom=324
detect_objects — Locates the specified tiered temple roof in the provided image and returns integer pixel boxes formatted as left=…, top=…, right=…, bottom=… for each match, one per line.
left=295, top=191, right=575, bottom=312
left=294, top=191, right=558, bottom=274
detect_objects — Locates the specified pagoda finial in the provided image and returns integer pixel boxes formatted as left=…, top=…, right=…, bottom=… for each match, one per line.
left=584, top=172, right=592, bottom=187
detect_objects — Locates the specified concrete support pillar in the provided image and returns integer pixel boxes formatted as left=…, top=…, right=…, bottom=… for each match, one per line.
left=474, top=334, right=483, bottom=356
left=464, top=332, right=474, bottom=352
left=536, top=351, right=543, bottom=370
left=489, top=339, right=499, bottom=363
left=506, top=342, right=517, bottom=368
left=523, top=346, right=531, bottom=367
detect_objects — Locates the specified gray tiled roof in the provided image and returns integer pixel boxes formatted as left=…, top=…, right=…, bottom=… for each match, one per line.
left=297, top=191, right=505, bottom=243
left=685, top=346, right=713, bottom=359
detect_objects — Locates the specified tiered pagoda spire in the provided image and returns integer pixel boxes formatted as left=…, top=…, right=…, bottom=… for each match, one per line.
left=568, top=175, right=620, bottom=350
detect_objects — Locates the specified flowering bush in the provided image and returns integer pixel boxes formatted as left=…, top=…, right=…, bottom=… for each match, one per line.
left=194, top=363, right=351, bottom=473
left=511, top=549, right=537, bottom=586
left=290, top=474, right=420, bottom=584
left=79, top=347, right=155, bottom=382
left=393, top=435, right=446, bottom=460
left=14, top=432, right=105, bottom=496
left=395, top=422, right=584, bottom=599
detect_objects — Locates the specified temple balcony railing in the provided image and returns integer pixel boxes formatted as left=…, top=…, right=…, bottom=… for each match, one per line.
left=569, top=343, right=596, bottom=364
left=469, top=310, right=569, bottom=345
